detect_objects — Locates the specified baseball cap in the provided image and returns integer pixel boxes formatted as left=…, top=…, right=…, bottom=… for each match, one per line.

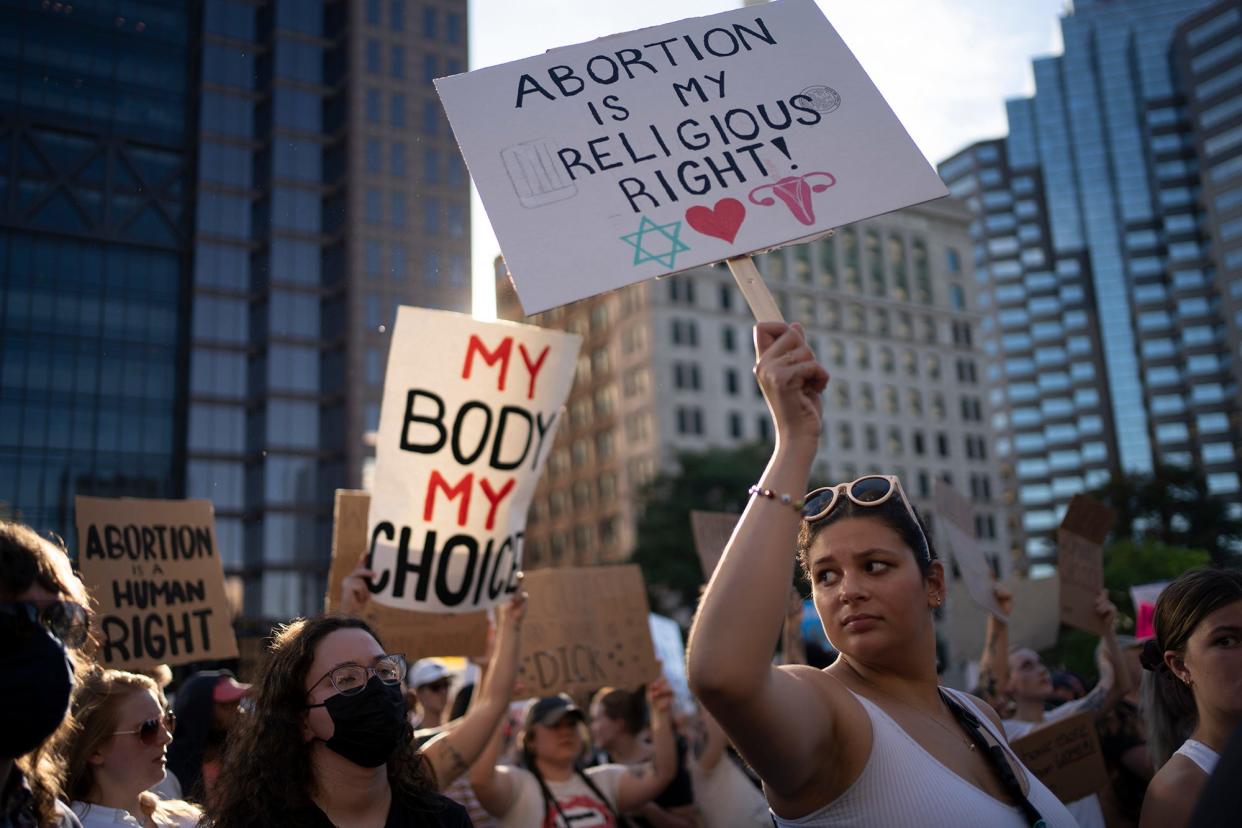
left=408, top=658, right=452, bottom=688
left=524, top=694, right=585, bottom=728
left=212, top=675, right=251, bottom=703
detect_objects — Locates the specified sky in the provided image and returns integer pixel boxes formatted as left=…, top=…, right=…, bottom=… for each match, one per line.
left=465, top=0, right=1070, bottom=318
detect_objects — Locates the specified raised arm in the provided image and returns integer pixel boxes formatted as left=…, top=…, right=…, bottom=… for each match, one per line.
left=976, top=584, right=1012, bottom=701
left=467, top=704, right=517, bottom=817
left=424, top=589, right=526, bottom=787
left=693, top=708, right=728, bottom=775
left=615, top=679, right=678, bottom=812
left=686, top=321, right=839, bottom=798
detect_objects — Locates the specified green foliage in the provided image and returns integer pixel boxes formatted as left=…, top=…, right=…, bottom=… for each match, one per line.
left=1090, top=464, right=1242, bottom=566
left=1039, top=538, right=1211, bottom=677
left=1101, top=539, right=1211, bottom=629
left=631, top=443, right=782, bottom=609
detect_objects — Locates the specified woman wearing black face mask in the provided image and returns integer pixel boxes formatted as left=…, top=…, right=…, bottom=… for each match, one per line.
left=204, top=615, right=472, bottom=827
left=1, top=520, right=92, bottom=828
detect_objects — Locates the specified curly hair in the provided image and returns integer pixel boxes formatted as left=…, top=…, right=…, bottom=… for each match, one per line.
left=205, top=615, right=440, bottom=827
left=1, top=520, right=92, bottom=826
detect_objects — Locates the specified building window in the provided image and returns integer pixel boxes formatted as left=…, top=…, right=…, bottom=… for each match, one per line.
left=390, top=94, right=406, bottom=127
left=676, top=407, right=704, bottom=435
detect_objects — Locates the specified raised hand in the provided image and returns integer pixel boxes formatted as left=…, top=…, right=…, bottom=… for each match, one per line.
left=647, top=676, right=674, bottom=717
left=1094, top=588, right=1118, bottom=631
left=339, top=557, right=374, bottom=616
left=992, top=583, right=1013, bottom=618
left=753, top=321, right=829, bottom=450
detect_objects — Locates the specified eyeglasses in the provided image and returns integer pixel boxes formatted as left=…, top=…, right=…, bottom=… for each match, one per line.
left=307, top=653, right=406, bottom=700
left=802, top=475, right=930, bottom=560
left=113, top=711, right=176, bottom=746
left=420, top=679, right=451, bottom=693
left=0, top=600, right=90, bottom=649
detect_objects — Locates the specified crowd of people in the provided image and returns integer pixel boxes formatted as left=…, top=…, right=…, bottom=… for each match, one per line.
left=2, top=321, right=1241, bottom=827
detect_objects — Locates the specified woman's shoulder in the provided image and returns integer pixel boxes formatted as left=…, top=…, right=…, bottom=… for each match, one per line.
left=393, top=791, right=474, bottom=827
left=1141, top=756, right=1208, bottom=827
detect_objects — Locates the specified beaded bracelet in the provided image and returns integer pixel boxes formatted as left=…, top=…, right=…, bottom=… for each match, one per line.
left=747, top=485, right=805, bottom=515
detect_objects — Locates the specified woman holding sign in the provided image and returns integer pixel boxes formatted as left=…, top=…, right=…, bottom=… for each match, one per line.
left=1139, top=568, right=1242, bottom=828
left=469, top=682, right=678, bottom=827
left=687, top=322, right=1076, bottom=827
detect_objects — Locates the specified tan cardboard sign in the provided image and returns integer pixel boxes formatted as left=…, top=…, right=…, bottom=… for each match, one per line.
left=933, top=480, right=1005, bottom=620
left=1057, top=494, right=1117, bottom=636
left=327, top=491, right=488, bottom=659
left=75, top=496, right=238, bottom=669
left=690, top=511, right=739, bottom=579
left=1009, top=711, right=1110, bottom=804
left=517, top=565, right=659, bottom=698
left=942, top=575, right=1060, bottom=668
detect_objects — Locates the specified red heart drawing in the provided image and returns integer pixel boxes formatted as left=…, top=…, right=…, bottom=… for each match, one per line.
left=685, top=198, right=746, bottom=243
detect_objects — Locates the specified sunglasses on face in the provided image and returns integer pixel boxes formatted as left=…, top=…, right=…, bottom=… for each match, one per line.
left=0, top=600, right=90, bottom=649
left=307, top=653, right=407, bottom=701
left=113, top=711, right=176, bottom=746
left=802, top=475, right=930, bottom=560
left=420, top=679, right=451, bottom=693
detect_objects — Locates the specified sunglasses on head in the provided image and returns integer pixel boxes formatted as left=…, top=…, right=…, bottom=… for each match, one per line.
left=802, top=475, right=930, bottom=561
left=0, top=600, right=90, bottom=649
left=113, top=711, right=176, bottom=746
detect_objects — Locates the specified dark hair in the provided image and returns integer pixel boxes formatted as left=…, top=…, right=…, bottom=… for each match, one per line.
left=449, top=682, right=474, bottom=722
left=206, top=615, right=439, bottom=827
left=796, top=488, right=939, bottom=582
left=591, top=686, right=648, bottom=736
left=1, top=520, right=91, bottom=825
left=1141, top=568, right=1242, bottom=769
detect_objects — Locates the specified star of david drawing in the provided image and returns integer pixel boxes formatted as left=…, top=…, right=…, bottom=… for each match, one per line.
left=620, top=215, right=690, bottom=269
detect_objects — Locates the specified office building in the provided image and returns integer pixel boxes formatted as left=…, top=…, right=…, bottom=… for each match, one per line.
left=0, top=0, right=470, bottom=624
left=939, top=0, right=1241, bottom=563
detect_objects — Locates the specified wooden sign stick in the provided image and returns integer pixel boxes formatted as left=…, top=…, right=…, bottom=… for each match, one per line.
left=726, top=230, right=836, bottom=324
left=726, top=256, right=784, bottom=323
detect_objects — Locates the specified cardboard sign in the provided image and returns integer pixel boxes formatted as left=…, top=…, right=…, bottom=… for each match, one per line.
left=1057, top=495, right=1117, bottom=636
left=367, top=308, right=579, bottom=613
left=942, top=575, right=1060, bottom=669
left=517, top=566, right=660, bottom=698
left=1130, top=581, right=1168, bottom=640
left=933, top=480, right=1005, bottom=620
left=648, top=613, right=692, bottom=711
left=1009, top=711, right=1110, bottom=804
left=690, top=510, right=739, bottom=579
left=435, top=0, right=948, bottom=314
left=326, top=490, right=489, bottom=659
left=75, top=496, right=238, bottom=669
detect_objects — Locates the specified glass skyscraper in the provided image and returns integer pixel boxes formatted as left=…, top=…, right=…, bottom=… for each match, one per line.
left=1, top=0, right=470, bottom=626
left=0, top=2, right=195, bottom=535
left=940, top=0, right=1242, bottom=564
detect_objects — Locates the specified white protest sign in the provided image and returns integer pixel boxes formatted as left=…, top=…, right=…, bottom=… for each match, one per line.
left=648, top=613, right=692, bottom=711
left=366, top=308, right=580, bottom=613
left=435, top=0, right=948, bottom=314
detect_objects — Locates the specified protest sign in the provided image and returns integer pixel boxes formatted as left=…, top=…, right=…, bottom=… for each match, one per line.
left=933, top=480, right=1005, bottom=620
left=1058, top=495, right=1117, bottom=635
left=435, top=0, right=948, bottom=315
left=690, top=510, right=739, bottom=579
left=1009, top=712, right=1110, bottom=804
left=648, top=613, right=692, bottom=711
left=327, top=490, right=489, bottom=659
left=943, top=574, right=1059, bottom=668
left=1130, top=581, right=1168, bottom=640
left=75, top=496, right=238, bottom=669
left=366, top=308, right=579, bottom=613
left=517, top=566, right=660, bottom=698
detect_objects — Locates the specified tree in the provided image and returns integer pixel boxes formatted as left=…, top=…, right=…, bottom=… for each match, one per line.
left=1039, top=538, right=1211, bottom=677
left=631, top=443, right=777, bottom=610
left=1090, top=464, right=1242, bottom=566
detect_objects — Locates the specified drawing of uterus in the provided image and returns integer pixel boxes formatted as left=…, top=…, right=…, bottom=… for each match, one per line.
left=748, top=172, right=837, bottom=226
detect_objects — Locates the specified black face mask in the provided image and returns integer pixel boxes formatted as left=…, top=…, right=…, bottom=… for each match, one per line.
left=310, top=676, right=408, bottom=768
left=0, top=626, right=74, bottom=758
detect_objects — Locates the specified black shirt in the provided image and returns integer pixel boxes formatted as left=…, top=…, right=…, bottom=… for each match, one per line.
left=307, top=791, right=473, bottom=827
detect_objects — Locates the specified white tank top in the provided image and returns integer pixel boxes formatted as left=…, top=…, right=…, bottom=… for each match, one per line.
left=1174, top=738, right=1220, bottom=776
left=770, top=687, right=1078, bottom=827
